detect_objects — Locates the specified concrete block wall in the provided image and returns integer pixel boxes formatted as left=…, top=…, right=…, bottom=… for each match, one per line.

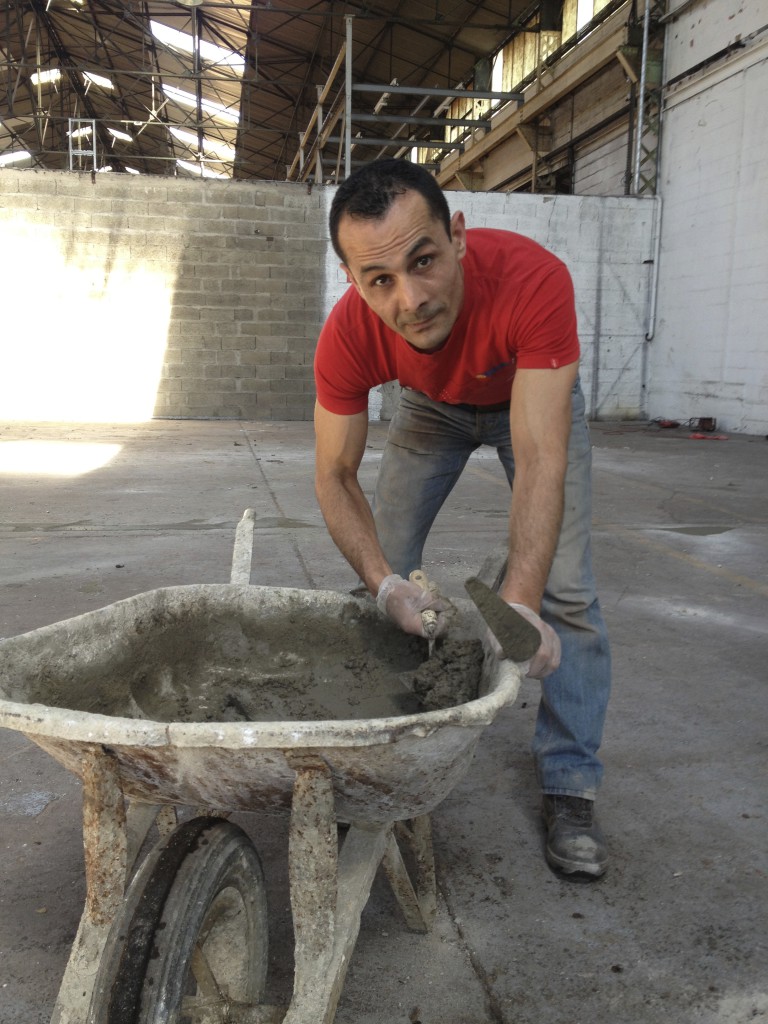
left=0, top=170, right=326, bottom=421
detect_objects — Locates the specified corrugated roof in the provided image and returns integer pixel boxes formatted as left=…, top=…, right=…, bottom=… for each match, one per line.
left=0, top=0, right=533, bottom=179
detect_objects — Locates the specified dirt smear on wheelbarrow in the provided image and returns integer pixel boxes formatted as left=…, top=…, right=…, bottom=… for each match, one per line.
left=28, top=602, right=485, bottom=723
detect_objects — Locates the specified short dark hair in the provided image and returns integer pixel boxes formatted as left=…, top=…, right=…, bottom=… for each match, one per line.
left=329, top=158, right=452, bottom=261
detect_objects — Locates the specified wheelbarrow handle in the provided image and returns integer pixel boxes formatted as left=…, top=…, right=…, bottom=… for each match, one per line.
left=231, top=509, right=256, bottom=585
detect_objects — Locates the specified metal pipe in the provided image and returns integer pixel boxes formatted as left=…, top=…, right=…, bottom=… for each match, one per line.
left=345, top=16, right=353, bottom=179
left=316, top=84, right=323, bottom=182
left=325, top=135, right=465, bottom=149
left=352, top=83, right=523, bottom=102
left=193, top=9, right=204, bottom=168
left=645, top=194, right=663, bottom=341
left=352, top=111, right=491, bottom=130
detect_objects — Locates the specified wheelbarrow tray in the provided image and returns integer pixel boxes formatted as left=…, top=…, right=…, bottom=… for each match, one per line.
left=0, top=583, right=521, bottom=825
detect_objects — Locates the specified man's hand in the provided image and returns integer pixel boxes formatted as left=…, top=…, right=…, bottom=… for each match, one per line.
left=507, top=603, right=560, bottom=678
left=485, top=601, right=561, bottom=678
left=376, top=574, right=450, bottom=639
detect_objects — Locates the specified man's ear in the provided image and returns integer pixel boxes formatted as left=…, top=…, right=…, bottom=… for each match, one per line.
left=450, top=210, right=467, bottom=259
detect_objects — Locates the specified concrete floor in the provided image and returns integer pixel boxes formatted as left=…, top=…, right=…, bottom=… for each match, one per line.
left=0, top=417, right=766, bottom=1024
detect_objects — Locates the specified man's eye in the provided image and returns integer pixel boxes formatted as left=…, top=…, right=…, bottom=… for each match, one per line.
left=372, top=275, right=390, bottom=287
left=415, top=255, right=432, bottom=269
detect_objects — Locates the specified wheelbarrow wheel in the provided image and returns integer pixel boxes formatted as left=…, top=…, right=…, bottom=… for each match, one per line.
left=97, top=816, right=269, bottom=1024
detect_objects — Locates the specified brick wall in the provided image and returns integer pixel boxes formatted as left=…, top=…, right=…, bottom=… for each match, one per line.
left=0, top=170, right=325, bottom=421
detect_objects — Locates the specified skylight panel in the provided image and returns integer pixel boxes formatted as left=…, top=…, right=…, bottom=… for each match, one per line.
left=176, top=159, right=229, bottom=180
left=108, top=127, right=133, bottom=143
left=83, top=71, right=114, bottom=90
left=169, top=126, right=236, bottom=160
left=30, top=69, right=61, bottom=86
left=0, top=150, right=32, bottom=166
left=162, top=84, right=239, bottom=125
left=150, top=20, right=245, bottom=75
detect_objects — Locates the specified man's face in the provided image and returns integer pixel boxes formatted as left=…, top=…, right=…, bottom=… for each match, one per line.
left=338, top=189, right=467, bottom=352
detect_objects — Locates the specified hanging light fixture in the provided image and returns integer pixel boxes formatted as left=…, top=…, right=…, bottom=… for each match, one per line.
left=175, top=0, right=203, bottom=8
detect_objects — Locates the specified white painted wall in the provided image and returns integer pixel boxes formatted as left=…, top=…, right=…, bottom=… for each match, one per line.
left=453, top=192, right=655, bottom=421
left=648, top=0, right=768, bottom=433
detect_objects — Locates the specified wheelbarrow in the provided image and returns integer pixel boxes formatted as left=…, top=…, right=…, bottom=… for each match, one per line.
left=0, top=510, right=522, bottom=1024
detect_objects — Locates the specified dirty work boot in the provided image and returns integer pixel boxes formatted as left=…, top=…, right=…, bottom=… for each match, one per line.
left=542, top=795, right=608, bottom=878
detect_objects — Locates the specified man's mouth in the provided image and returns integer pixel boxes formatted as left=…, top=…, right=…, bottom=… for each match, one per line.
left=401, top=308, right=441, bottom=332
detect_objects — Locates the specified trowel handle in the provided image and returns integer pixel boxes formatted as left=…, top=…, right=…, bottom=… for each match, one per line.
left=409, top=569, right=438, bottom=637
left=409, top=569, right=430, bottom=591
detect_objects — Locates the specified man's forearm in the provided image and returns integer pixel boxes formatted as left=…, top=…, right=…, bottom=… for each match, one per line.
left=316, top=473, right=392, bottom=594
left=499, top=465, right=565, bottom=612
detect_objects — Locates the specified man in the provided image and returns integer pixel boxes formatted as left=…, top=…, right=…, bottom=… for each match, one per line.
left=313, top=158, right=611, bottom=878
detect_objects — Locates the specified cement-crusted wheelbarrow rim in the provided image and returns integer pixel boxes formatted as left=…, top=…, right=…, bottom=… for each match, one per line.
left=0, top=583, right=522, bottom=751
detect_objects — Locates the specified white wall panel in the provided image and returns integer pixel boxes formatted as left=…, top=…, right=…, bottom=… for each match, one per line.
left=649, top=26, right=768, bottom=433
left=664, top=0, right=768, bottom=80
left=446, top=192, right=654, bottom=421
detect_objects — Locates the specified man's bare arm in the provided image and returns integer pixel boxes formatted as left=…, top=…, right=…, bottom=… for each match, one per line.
left=314, top=401, right=450, bottom=639
left=314, top=401, right=392, bottom=595
left=500, top=361, right=578, bottom=612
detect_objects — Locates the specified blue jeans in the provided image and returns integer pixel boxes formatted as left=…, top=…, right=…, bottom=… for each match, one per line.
left=372, top=382, right=611, bottom=800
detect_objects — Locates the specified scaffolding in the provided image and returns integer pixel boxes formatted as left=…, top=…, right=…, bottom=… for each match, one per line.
left=67, top=118, right=96, bottom=172
left=287, top=16, right=524, bottom=184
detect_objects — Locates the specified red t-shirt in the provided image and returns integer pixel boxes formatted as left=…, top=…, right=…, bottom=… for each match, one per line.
left=314, top=228, right=580, bottom=415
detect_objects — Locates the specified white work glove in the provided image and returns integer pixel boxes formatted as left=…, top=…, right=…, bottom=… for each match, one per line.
left=486, top=602, right=561, bottom=679
left=376, top=574, right=449, bottom=639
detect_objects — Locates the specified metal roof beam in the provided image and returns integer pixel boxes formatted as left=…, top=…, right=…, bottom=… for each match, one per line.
left=352, top=83, right=523, bottom=102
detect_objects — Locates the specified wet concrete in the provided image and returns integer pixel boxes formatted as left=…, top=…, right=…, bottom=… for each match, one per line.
left=0, top=418, right=766, bottom=1023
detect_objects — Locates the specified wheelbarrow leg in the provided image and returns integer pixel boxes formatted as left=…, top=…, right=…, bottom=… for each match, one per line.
left=50, top=750, right=174, bottom=1024
left=283, top=756, right=390, bottom=1024
left=51, top=746, right=128, bottom=1024
left=381, top=815, right=437, bottom=933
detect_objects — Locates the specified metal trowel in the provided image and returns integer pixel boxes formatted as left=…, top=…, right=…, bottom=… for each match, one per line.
left=464, top=577, right=541, bottom=662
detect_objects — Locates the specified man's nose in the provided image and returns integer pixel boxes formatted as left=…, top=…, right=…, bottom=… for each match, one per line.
left=397, top=276, right=428, bottom=313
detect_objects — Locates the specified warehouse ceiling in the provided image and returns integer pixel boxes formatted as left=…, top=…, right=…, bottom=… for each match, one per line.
left=0, top=0, right=534, bottom=180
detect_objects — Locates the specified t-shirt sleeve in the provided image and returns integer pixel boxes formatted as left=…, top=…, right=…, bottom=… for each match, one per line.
left=512, top=260, right=580, bottom=370
left=314, top=306, right=371, bottom=415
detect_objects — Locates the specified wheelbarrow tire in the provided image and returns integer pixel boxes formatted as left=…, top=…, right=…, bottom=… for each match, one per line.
left=98, top=816, right=268, bottom=1024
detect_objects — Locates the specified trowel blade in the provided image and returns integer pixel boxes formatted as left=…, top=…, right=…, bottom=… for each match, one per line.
left=464, top=577, right=541, bottom=662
